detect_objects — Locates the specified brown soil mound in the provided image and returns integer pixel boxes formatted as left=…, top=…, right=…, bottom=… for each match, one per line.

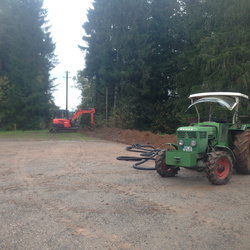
left=81, top=127, right=177, bottom=149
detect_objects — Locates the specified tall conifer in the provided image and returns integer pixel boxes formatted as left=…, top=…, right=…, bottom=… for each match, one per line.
left=0, top=0, right=56, bottom=129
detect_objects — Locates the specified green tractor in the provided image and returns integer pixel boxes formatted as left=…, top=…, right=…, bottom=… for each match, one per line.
left=155, top=92, right=250, bottom=185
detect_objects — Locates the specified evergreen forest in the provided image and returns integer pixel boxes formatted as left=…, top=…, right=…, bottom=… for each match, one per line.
left=0, top=0, right=249, bottom=132
left=0, top=0, right=56, bottom=130
left=79, top=0, right=250, bottom=133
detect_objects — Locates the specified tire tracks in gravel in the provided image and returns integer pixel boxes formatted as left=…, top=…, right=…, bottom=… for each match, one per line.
left=41, top=141, right=143, bottom=249
left=84, top=176, right=183, bottom=215
left=3, top=140, right=140, bottom=249
left=35, top=141, right=161, bottom=249
left=2, top=140, right=250, bottom=249
left=1, top=141, right=31, bottom=195
left=1, top=141, right=59, bottom=201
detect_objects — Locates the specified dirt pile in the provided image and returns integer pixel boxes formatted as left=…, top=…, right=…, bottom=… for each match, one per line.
left=81, top=127, right=176, bottom=149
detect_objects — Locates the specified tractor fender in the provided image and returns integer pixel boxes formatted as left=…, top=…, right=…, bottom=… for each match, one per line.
left=213, top=145, right=235, bottom=162
left=229, top=124, right=250, bottom=131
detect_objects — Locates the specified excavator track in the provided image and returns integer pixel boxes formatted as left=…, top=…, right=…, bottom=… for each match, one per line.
left=50, top=127, right=79, bottom=133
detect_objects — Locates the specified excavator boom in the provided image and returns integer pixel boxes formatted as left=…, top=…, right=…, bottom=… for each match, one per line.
left=71, top=108, right=95, bottom=125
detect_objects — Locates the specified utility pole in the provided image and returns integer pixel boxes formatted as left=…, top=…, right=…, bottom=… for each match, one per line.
left=65, top=71, right=70, bottom=119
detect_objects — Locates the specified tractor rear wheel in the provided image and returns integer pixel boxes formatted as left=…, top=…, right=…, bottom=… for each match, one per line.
left=155, top=150, right=179, bottom=177
left=206, top=151, right=233, bottom=185
left=233, top=129, right=250, bottom=174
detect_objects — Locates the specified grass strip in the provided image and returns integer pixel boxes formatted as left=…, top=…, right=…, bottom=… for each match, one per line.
left=0, top=130, right=94, bottom=141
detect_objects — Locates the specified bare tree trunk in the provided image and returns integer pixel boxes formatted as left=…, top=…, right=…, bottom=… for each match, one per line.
left=106, top=88, right=108, bottom=124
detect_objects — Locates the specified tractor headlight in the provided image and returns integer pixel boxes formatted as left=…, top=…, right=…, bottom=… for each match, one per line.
left=178, top=140, right=184, bottom=146
left=190, top=140, right=197, bottom=147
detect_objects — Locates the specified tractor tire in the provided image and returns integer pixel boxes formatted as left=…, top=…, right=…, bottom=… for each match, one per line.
left=233, top=129, right=250, bottom=174
left=155, top=150, right=179, bottom=177
left=206, top=151, right=233, bottom=185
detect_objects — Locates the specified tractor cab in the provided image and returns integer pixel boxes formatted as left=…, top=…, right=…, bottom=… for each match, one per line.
left=187, top=92, right=249, bottom=124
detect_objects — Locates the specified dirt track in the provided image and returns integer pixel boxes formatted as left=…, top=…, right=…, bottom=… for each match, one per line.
left=1, top=136, right=250, bottom=249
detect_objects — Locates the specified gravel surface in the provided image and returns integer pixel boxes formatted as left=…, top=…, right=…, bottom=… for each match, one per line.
left=1, top=137, right=250, bottom=250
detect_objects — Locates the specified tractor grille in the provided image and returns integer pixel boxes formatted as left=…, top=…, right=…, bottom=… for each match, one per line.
left=178, top=131, right=185, bottom=138
left=178, top=131, right=213, bottom=140
left=188, top=132, right=197, bottom=138
left=177, top=131, right=197, bottom=139
left=199, top=132, right=207, bottom=138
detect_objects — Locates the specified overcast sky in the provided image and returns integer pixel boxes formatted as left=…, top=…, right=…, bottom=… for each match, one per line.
left=43, top=0, right=93, bottom=111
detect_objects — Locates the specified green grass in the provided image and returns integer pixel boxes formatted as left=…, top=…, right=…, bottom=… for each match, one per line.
left=0, top=130, right=94, bottom=141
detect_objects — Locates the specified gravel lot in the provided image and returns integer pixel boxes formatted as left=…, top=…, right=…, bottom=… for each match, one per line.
left=1, top=137, right=250, bottom=249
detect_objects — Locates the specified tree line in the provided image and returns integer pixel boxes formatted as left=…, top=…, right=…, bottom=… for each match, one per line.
left=0, top=0, right=249, bottom=131
left=0, top=0, right=56, bottom=130
left=79, top=0, right=250, bottom=133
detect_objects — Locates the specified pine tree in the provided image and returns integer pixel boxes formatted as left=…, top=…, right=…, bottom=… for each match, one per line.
left=176, top=0, right=250, bottom=99
left=82, top=0, right=143, bottom=126
left=0, top=0, right=56, bottom=129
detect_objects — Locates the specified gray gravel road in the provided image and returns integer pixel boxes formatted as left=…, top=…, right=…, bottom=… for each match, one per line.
left=0, top=139, right=250, bottom=250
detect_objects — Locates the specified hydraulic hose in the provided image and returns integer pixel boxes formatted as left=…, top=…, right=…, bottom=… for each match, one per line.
left=117, top=144, right=161, bottom=170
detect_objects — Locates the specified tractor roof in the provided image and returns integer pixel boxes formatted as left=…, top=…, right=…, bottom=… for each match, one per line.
left=189, top=92, right=249, bottom=100
left=188, top=92, right=249, bottom=111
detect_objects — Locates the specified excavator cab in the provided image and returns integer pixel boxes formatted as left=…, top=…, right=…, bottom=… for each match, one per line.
left=54, top=109, right=70, bottom=119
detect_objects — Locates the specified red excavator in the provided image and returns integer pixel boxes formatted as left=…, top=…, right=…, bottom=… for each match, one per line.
left=50, top=108, right=95, bottom=132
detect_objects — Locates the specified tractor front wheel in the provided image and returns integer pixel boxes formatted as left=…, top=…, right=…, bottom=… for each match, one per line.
left=155, top=150, right=179, bottom=177
left=206, top=151, right=233, bottom=185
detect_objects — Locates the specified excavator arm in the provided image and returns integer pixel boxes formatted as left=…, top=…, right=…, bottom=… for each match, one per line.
left=70, top=108, right=96, bottom=125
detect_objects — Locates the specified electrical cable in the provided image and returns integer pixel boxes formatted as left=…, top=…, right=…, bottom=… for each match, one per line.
left=116, top=144, right=161, bottom=170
